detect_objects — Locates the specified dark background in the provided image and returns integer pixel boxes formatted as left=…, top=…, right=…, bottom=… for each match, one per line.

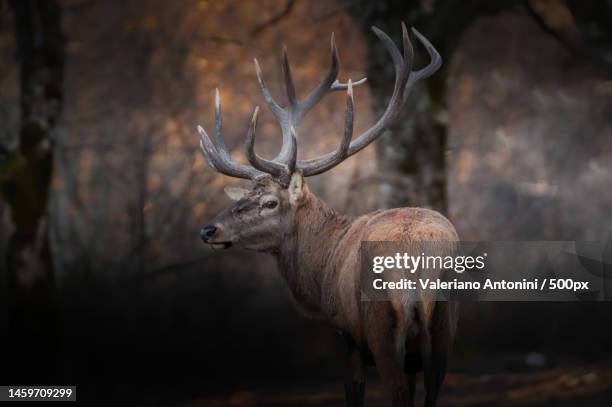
left=1, top=0, right=612, bottom=405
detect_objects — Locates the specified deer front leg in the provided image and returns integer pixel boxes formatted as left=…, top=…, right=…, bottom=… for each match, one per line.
left=342, top=334, right=365, bottom=407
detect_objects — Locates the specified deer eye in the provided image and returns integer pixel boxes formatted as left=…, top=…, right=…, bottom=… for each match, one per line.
left=262, top=200, right=278, bottom=209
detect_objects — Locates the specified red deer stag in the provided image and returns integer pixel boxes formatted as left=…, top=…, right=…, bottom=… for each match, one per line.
left=197, top=24, right=458, bottom=407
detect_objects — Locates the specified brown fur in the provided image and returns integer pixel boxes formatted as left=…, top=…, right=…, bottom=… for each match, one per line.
left=204, top=176, right=458, bottom=407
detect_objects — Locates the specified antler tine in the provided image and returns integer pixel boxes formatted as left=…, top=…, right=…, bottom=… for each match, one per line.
left=408, top=27, right=441, bottom=84
left=297, top=23, right=441, bottom=176
left=330, top=77, right=367, bottom=90
left=339, top=79, right=354, bottom=158
left=198, top=125, right=219, bottom=169
left=198, top=125, right=261, bottom=179
left=371, top=25, right=406, bottom=100
left=299, top=33, right=366, bottom=120
left=245, top=106, right=286, bottom=177
left=296, top=33, right=339, bottom=119
left=401, top=22, right=415, bottom=86
left=286, top=126, right=298, bottom=173
left=298, top=79, right=354, bottom=176
left=255, top=34, right=367, bottom=170
left=214, top=88, right=230, bottom=160
left=254, top=58, right=285, bottom=121
left=282, top=45, right=298, bottom=108
left=274, top=46, right=299, bottom=165
left=197, top=88, right=269, bottom=180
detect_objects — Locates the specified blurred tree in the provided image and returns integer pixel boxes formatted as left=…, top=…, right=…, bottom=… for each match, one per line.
left=345, top=0, right=611, bottom=213
left=344, top=0, right=521, bottom=212
left=1, top=0, right=64, bottom=381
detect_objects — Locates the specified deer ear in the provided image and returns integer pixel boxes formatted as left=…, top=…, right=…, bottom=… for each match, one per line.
left=288, top=172, right=305, bottom=207
left=224, top=186, right=249, bottom=201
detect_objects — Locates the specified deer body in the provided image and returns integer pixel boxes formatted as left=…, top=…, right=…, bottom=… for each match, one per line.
left=277, top=186, right=457, bottom=332
left=195, top=23, right=457, bottom=406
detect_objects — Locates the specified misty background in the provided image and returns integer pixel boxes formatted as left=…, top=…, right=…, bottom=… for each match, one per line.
left=1, top=0, right=612, bottom=405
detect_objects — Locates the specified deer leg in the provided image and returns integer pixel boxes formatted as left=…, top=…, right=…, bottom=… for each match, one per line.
left=406, top=373, right=417, bottom=407
left=420, top=323, right=437, bottom=407
left=429, top=351, right=447, bottom=406
left=342, top=334, right=365, bottom=407
left=372, top=344, right=410, bottom=407
left=423, top=301, right=454, bottom=407
left=415, top=301, right=436, bottom=407
left=344, top=353, right=365, bottom=406
left=422, top=342, right=449, bottom=407
left=365, top=303, right=411, bottom=407
left=425, top=326, right=451, bottom=405
left=422, top=321, right=452, bottom=407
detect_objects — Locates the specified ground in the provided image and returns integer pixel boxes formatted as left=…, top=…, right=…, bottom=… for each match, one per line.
left=187, top=363, right=612, bottom=406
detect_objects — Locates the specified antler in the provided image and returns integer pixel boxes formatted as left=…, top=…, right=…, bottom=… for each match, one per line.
left=196, top=23, right=440, bottom=183
left=297, top=24, right=441, bottom=176
left=252, top=33, right=366, bottom=171
left=198, top=88, right=264, bottom=180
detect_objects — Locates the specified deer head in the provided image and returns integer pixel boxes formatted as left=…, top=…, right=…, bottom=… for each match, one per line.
left=198, top=23, right=441, bottom=251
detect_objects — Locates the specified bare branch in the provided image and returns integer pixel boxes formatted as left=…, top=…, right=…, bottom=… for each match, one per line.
left=250, top=0, right=297, bottom=37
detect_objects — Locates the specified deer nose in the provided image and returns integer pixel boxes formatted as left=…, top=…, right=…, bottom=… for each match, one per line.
left=200, top=225, right=217, bottom=241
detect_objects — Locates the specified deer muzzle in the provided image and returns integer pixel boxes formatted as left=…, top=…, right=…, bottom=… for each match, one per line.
left=200, top=225, right=233, bottom=249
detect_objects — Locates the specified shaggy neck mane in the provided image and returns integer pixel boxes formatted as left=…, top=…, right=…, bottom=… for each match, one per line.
left=276, top=190, right=351, bottom=314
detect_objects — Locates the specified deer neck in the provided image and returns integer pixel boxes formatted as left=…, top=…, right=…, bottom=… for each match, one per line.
left=276, top=191, right=351, bottom=315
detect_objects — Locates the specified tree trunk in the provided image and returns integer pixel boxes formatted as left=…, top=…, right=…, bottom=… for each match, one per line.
left=345, top=0, right=521, bottom=212
left=2, top=0, right=64, bottom=382
left=344, top=1, right=446, bottom=211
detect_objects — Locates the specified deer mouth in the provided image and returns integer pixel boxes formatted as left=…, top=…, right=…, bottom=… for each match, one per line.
left=208, top=242, right=233, bottom=250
